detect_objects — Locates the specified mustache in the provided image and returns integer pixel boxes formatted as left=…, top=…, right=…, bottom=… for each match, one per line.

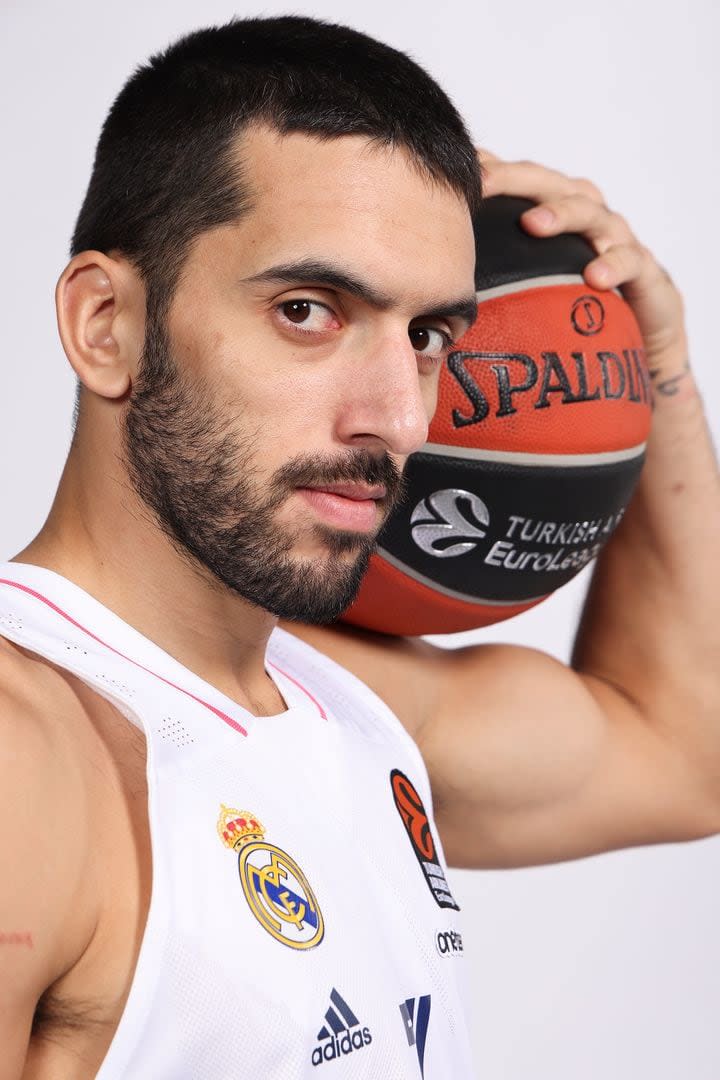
left=272, top=450, right=406, bottom=511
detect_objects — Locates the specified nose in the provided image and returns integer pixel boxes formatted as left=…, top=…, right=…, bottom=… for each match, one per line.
left=334, top=334, right=431, bottom=456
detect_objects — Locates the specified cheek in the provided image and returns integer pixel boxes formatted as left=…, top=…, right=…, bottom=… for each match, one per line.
left=214, top=346, right=342, bottom=465
left=169, top=299, right=344, bottom=454
left=244, top=364, right=339, bottom=436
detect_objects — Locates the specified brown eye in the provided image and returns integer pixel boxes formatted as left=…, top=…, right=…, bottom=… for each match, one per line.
left=282, top=300, right=312, bottom=324
left=409, top=326, right=450, bottom=359
left=276, top=299, right=341, bottom=335
left=409, top=327, right=430, bottom=351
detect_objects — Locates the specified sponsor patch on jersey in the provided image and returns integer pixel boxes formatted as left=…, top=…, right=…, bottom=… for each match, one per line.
left=399, top=994, right=432, bottom=1078
left=435, top=928, right=464, bottom=957
left=217, top=804, right=324, bottom=950
left=311, top=987, right=373, bottom=1067
left=390, top=770, right=459, bottom=910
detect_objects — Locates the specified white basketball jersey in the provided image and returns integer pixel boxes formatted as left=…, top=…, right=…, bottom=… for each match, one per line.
left=0, top=562, right=475, bottom=1079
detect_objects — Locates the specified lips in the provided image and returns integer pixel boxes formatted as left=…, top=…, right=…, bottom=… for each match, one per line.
left=303, top=482, right=387, bottom=502
left=295, top=484, right=385, bottom=532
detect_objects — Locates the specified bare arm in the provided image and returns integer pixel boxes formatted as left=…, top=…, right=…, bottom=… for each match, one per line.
left=0, top=644, right=97, bottom=1077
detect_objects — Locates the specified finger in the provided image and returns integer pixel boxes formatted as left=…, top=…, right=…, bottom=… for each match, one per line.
left=476, top=148, right=502, bottom=192
left=521, top=196, right=635, bottom=254
left=583, top=242, right=651, bottom=291
left=481, top=158, right=579, bottom=201
left=568, top=177, right=606, bottom=205
left=476, top=147, right=502, bottom=164
left=482, top=160, right=609, bottom=210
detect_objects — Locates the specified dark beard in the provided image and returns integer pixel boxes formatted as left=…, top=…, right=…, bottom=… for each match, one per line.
left=121, top=315, right=405, bottom=623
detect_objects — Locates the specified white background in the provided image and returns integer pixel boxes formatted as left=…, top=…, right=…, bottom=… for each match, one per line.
left=2, top=1, right=719, bottom=1076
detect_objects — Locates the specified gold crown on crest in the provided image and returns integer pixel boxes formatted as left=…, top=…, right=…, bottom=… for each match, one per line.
left=217, top=805, right=266, bottom=851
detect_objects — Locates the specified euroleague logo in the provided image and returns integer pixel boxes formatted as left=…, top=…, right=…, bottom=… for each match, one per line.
left=410, top=489, right=490, bottom=559
left=390, top=770, right=459, bottom=910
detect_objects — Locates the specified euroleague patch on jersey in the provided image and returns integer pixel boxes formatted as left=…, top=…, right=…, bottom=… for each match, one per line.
left=390, top=770, right=459, bottom=910
left=217, top=804, right=324, bottom=950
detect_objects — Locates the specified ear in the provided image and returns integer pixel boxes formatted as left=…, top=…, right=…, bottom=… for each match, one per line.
left=55, top=252, right=144, bottom=399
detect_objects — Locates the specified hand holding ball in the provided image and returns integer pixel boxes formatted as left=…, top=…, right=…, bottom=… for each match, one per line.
left=342, top=196, right=652, bottom=636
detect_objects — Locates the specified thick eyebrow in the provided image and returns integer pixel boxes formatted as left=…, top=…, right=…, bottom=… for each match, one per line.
left=243, top=258, right=478, bottom=332
left=417, top=296, right=478, bottom=332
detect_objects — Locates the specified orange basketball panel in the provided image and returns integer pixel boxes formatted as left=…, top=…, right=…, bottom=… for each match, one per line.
left=342, top=553, right=544, bottom=636
left=431, top=285, right=651, bottom=454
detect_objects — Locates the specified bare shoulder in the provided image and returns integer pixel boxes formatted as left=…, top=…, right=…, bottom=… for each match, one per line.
left=0, top=636, right=100, bottom=1069
left=0, top=634, right=101, bottom=758
left=279, top=621, right=452, bottom=737
left=0, top=633, right=104, bottom=826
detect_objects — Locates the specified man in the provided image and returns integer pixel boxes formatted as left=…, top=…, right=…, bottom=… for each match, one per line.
left=0, top=13, right=717, bottom=1080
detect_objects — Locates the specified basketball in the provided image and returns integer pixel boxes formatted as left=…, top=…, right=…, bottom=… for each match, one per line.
left=342, top=195, right=652, bottom=636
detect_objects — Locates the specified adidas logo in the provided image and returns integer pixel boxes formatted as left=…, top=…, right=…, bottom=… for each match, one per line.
left=311, top=988, right=373, bottom=1067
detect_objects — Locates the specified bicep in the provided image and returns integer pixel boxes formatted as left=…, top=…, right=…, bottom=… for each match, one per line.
left=419, top=644, right=718, bottom=869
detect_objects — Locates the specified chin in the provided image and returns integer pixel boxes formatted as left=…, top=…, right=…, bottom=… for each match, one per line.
left=311, top=525, right=378, bottom=559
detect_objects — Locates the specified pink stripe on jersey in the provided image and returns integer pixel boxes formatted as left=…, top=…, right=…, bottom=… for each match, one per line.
left=0, top=578, right=249, bottom=737
left=267, top=660, right=328, bottom=721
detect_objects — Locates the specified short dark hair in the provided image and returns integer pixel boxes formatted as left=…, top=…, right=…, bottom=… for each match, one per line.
left=70, top=15, right=481, bottom=315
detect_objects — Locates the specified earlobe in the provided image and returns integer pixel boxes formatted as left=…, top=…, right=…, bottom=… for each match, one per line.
left=56, top=253, right=138, bottom=400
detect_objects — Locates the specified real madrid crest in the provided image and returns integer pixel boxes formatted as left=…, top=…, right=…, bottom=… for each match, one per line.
left=217, top=805, right=324, bottom=950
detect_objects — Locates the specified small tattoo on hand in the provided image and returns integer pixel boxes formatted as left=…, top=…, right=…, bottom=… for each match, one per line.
left=649, top=361, right=691, bottom=396
left=0, top=930, right=33, bottom=947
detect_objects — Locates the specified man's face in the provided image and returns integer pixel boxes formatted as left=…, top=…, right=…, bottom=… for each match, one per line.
left=123, top=127, right=476, bottom=622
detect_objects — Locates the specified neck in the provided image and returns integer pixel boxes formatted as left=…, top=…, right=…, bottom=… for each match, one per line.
left=13, top=439, right=287, bottom=717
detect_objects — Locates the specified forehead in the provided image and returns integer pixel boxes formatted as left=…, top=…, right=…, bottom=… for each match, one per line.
left=206, top=126, right=476, bottom=303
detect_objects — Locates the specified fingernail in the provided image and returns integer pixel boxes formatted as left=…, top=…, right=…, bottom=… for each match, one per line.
left=525, top=207, right=555, bottom=229
left=592, top=261, right=611, bottom=284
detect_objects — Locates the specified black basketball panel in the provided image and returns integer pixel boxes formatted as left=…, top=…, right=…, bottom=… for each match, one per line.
left=378, top=452, right=645, bottom=603
left=473, top=196, right=594, bottom=292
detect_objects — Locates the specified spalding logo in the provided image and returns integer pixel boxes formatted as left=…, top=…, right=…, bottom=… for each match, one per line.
left=410, top=489, right=490, bottom=558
